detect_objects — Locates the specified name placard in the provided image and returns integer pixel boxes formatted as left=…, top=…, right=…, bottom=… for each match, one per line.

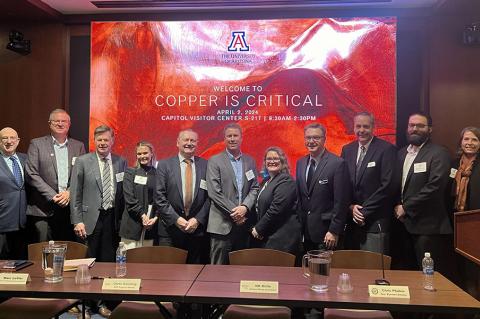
left=240, top=280, right=279, bottom=294
left=368, top=285, right=410, bottom=298
left=0, top=273, right=30, bottom=284
left=102, top=278, right=141, bottom=291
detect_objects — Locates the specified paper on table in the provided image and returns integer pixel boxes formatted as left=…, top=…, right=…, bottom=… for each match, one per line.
left=64, top=258, right=96, bottom=271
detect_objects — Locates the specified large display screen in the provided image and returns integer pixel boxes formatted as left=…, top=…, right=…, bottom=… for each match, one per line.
left=90, top=18, right=396, bottom=171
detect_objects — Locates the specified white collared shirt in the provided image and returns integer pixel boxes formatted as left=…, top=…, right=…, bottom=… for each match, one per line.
left=52, top=136, right=69, bottom=192
left=401, top=142, right=426, bottom=193
left=96, top=152, right=115, bottom=208
left=356, top=138, right=373, bottom=164
left=178, top=154, right=196, bottom=203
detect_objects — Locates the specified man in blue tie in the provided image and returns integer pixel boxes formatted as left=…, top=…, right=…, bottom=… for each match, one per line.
left=0, top=127, right=27, bottom=259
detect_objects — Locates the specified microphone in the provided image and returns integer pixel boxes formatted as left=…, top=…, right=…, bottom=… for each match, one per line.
left=374, top=223, right=390, bottom=285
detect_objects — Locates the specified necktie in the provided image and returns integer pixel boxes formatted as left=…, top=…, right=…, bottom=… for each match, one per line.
left=101, top=158, right=112, bottom=210
left=184, top=158, right=193, bottom=216
left=10, top=157, right=23, bottom=187
left=306, top=158, right=316, bottom=189
left=356, top=145, right=367, bottom=180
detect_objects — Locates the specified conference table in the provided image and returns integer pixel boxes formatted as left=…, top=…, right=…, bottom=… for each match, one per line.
left=0, top=262, right=479, bottom=318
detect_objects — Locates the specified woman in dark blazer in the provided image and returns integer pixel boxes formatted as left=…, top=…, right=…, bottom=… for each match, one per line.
left=251, top=146, right=301, bottom=254
left=452, top=127, right=480, bottom=299
left=119, top=141, right=158, bottom=249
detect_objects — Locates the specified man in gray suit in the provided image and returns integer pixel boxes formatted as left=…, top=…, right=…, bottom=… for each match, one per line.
left=156, top=129, right=210, bottom=264
left=70, top=125, right=127, bottom=262
left=26, top=109, right=85, bottom=242
left=207, top=123, right=259, bottom=264
left=0, top=127, right=27, bottom=259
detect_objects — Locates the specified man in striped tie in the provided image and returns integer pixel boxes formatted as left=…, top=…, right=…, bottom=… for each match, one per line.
left=70, top=125, right=127, bottom=318
left=0, top=127, right=27, bottom=259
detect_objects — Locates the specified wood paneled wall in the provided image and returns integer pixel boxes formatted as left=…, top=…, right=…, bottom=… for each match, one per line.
left=0, top=23, right=67, bottom=153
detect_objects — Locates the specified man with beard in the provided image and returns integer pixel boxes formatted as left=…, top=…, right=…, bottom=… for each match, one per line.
left=394, top=113, right=452, bottom=275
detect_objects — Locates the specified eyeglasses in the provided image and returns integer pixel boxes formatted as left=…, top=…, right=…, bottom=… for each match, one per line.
left=408, top=123, right=428, bottom=129
left=49, top=120, right=69, bottom=124
left=265, top=157, right=281, bottom=162
left=1, top=137, right=19, bottom=142
left=304, top=136, right=324, bottom=141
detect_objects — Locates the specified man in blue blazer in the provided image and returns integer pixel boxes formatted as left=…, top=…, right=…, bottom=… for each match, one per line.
left=296, top=123, right=350, bottom=252
left=341, top=112, right=396, bottom=253
left=156, top=129, right=210, bottom=264
left=0, top=127, right=27, bottom=259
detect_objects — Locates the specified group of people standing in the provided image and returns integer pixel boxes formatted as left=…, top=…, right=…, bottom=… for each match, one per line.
left=1, top=109, right=479, bottom=304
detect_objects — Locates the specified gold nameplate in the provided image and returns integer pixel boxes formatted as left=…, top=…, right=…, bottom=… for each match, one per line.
left=240, top=280, right=279, bottom=294
left=0, top=273, right=30, bottom=284
left=368, top=285, right=410, bottom=298
left=102, top=278, right=141, bottom=291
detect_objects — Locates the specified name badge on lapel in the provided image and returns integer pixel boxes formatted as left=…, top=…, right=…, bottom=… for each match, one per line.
left=450, top=168, right=458, bottom=179
left=245, top=170, right=255, bottom=181
left=115, top=172, right=124, bottom=182
left=413, top=162, right=427, bottom=173
left=319, top=179, right=328, bottom=185
left=200, top=179, right=208, bottom=190
left=71, top=157, right=77, bottom=166
left=134, top=175, right=147, bottom=185
left=367, top=161, right=376, bottom=168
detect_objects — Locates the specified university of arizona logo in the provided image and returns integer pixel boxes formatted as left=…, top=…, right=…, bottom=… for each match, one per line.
left=228, top=31, right=250, bottom=52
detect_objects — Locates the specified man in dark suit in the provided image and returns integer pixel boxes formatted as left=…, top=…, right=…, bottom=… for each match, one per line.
left=341, top=112, right=396, bottom=253
left=26, top=109, right=85, bottom=242
left=70, top=125, right=126, bottom=317
left=0, top=127, right=27, bottom=259
left=156, top=129, right=210, bottom=264
left=394, top=113, right=452, bottom=275
left=207, top=123, right=259, bottom=264
left=296, top=123, right=350, bottom=251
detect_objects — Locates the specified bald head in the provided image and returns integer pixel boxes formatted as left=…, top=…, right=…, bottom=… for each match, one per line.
left=0, top=127, right=20, bottom=156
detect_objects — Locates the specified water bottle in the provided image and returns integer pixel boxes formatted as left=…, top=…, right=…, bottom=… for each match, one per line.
left=422, top=252, right=435, bottom=291
left=115, top=242, right=127, bottom=277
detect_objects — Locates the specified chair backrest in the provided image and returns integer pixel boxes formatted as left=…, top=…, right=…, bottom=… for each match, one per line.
left=331, top=250, right=392, bottom=270
left=28, top=241, right=88, bottom=261
left=126, top=246, right=188, bottom=264
left=229, top=248, right=295, bottom=267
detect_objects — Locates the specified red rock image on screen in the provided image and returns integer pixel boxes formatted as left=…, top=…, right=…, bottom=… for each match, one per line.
left=90, top=18, right=396, bottom=173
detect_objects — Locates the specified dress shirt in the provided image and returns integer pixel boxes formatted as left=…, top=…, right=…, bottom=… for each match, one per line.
left=305, top=149, right=325, bottom=181
left=178, top=154, right=196, bottom=206
left=52, top=136, right=69, bottom=192
left=401, top=142, right=426, bottom=193
left=1, top=152, right=24, bottom=180
left=96, top=152, right=114, bottom=208
left=227, top=149, right=243, bottom=205
left=356, top=138, right=373, bottom=164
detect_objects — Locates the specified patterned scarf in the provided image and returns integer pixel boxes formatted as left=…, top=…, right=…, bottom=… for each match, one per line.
left=455, top=154, right=477, bottom=211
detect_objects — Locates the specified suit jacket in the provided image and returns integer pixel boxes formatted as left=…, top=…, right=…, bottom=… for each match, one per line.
left=206, top=151, right=259, bottom=235
left=254, top=173, right=301, bottom=254
left=296, top=150, right=350, bottom=243
left=25, top=135, right=85, bottom=217
left=0, top=153, right=27, bottom=233
left=341, top=137, right=397, bottom=232
left=397, top=140, right=452, bottom=235
left=155, top=155, right=210, bottom=237
left=119, top=166, right=158, bottom=241
left=70, top=152, right=127, bottom=235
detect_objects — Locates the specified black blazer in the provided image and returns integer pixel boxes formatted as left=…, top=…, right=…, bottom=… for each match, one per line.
left=341, top=137, right=397, bottom=232
left=451, top=157, right=480, bottom=211
left=0, top=153, right=27, bottom=233
left=254, top=173, right=301, bottom=254
left=296, top=150, right=350, bottom=243
left=119, top=166, right=158, bottom=241
left=397, top=140, right=452, bottom=235
left=155, top=155, right=210, bottom=237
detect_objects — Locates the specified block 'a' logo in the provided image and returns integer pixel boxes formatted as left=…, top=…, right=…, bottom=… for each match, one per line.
left=227, top=31, right=250, bottom=52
